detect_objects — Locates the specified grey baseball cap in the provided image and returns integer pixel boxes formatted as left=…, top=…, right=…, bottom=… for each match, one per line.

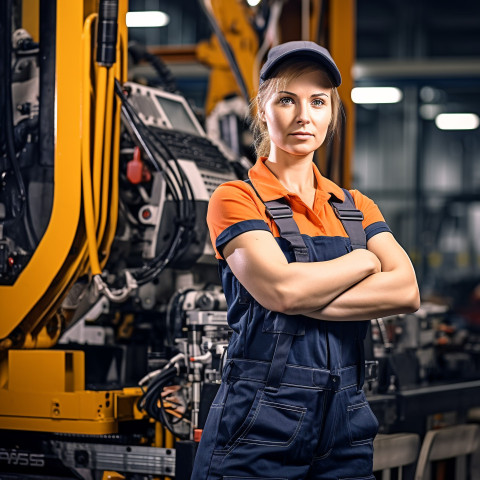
left=259, top=41, right=341, bottom=87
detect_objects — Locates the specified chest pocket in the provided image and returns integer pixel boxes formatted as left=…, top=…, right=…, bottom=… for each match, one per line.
left=262, top=310, right=306, bottom=335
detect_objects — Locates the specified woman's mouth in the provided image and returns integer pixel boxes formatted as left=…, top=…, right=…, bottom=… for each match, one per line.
left=290, top=132, right=313, bottom=138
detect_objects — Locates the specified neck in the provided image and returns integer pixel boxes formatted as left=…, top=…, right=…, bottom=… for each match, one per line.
left=265, top=149, right=315, bottom=194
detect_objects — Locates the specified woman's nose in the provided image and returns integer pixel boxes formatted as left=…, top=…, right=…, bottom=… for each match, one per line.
left=296, top=104, right=310, bottom=124
left=297, top=117, right=310, bottom=125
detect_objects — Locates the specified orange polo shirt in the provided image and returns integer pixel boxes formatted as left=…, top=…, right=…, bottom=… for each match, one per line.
left=207, top=157, right=390, bottom=260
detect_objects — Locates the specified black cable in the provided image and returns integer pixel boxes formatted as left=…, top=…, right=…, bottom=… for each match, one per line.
left=115, top=81, right=176, bottom=185
left=137, top=367, right=176, bottom=412
left=115, top=88, right=181, bottom=205
left=119, top=121, right=184, bottom=282
left=142, top=126, right=196, bottom=215
left=115, top=80, right=193, bottom=215
left=135, top=225, right=193, bottom=283
left=2, top=0, right=27, bottom=223
left=148, top=130, right=196, bottom=218
left=137, top=366, right=190, bottom=440
left=119, top=106, right=190, bottom=279
left=157, top=387, right=190, bottom=437
left=114, top=80, right=197, bottom=283
left=15, top=116, right=40, bottom=247
left=115, top=83, right=196, bottom=238
left=166, top=288, right=195, bottom=344
left=135, top=226, right=185, bottom=285
left=132, top=116, right=196, bottom=225
left=128, top=41, right=179, bottom=94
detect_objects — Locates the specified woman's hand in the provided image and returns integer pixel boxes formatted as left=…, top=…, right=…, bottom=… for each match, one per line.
left=309, top=232, right=420, bottom=321
left=349, top=248, right=382, bottom=275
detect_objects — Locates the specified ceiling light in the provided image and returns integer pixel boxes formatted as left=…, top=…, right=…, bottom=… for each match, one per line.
left=247, top=0, right=262, bottom=5
left=435, top=113, right=479, bottom=130
left=126, top=11, right=170, bottom=28
left=351, top=87, right=403, bottom=104
left=419, top=104, right=442, bottom=120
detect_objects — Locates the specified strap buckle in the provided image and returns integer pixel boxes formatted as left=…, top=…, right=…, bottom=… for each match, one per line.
left=365, top=360, right=378, bottom=382
left=266, top=204, right=293, bottom=220
left=332, top=206, right=364, bottom=222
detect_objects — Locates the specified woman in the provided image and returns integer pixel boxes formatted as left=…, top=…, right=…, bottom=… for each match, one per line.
left=191, top=41, right=420, bottom=480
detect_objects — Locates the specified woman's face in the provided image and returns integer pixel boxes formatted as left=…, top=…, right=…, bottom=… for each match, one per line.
left=261, top=70, right=332, bottom=158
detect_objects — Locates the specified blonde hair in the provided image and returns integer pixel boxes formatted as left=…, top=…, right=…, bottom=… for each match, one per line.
left=251, top=58, right=343, bottom=158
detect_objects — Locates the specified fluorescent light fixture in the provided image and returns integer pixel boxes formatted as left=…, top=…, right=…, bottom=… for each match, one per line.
left=435, top=113, right=480, bottom=130
left=351, top=87, right=403, bottom=104
left=126, top=11, right=170, bottom=28
left=247, top=0, right=262, bottom=5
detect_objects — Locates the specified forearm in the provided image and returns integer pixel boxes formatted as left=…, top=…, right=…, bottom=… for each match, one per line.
left=304, top=269, right=420, bottom=321
left=277, top=251, right=379, bottom=314
left=224, top=230, right=381, bottom=314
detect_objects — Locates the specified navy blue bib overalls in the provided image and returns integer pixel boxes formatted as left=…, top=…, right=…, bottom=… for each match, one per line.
left=191, top=187, right=380, bottom=480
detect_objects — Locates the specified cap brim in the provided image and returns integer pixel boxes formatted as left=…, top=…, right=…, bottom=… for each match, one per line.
left=260, top=49, right=341, bottom=87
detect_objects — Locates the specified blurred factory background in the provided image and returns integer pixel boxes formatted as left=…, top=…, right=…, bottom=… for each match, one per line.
left=128, top=0, right=480, bottom=304
left=0, top=0, right=480, bottom=479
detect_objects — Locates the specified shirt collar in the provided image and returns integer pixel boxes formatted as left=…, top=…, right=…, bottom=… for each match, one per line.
left=248, top=157, right=345, bottom=203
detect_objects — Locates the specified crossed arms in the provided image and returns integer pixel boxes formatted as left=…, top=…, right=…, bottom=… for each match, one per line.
left=222, top=230, right=420, bottom=321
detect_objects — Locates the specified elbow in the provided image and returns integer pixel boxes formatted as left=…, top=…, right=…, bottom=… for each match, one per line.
left=402, top=284, right=421, bottom=313
left=260, top=283, right=301, bottom=315
left=274, top=288, right=314, bottom=315
left=411, top=289, right=421, bottom=313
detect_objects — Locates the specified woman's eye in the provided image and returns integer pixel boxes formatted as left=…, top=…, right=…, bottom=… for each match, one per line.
left=312, top=98, right=324, bottom=106
left=279, top=97, right=294, bottom=105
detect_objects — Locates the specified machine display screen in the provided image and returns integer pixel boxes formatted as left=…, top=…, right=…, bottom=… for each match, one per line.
left=155, top=95, right=201, bottom=136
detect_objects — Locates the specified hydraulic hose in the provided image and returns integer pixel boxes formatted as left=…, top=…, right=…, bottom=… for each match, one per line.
left=82, top=0, right=119, bottom=277
left=94, top=0, right=118, bottom=223
left=92, top=66, right=108, bottom=224
left=96, top=67, right=114, bottom=249
left=81, top=13, right=102, bottom=276
left=100, top=35, right=125, bottom=259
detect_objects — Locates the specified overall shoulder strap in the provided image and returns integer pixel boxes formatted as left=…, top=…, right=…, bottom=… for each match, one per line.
left=245, top=179, right=309, bottom=263
left=329, top=188, right=366, bottom=250
left=245, top=179, right=302, bottom=393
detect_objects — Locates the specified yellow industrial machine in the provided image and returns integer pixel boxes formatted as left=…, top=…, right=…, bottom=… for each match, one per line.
left=0, top=1, right=161, bottom=477
left=0, top=0, right=357, bottom=478
left=0, top=0, right=142, bottom=435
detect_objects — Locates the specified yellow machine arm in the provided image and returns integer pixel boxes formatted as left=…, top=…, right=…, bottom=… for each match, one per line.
left=196, top=0, right=259, bottom=115
left=0, top=0, right=127, bottom=353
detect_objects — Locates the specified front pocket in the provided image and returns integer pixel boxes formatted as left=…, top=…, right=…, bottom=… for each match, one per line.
left=201, top=382, right=231, bottom=449
left=347, top=401, right=379, bottom=446
left=241, top=398, right=306, bottom=446
left=221, top=389, right=306, bottom=451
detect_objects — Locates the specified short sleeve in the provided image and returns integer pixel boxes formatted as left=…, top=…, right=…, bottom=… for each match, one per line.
left=207, top=182, right=271, bottom=259
left=350, top=189, right=392, bottom=242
